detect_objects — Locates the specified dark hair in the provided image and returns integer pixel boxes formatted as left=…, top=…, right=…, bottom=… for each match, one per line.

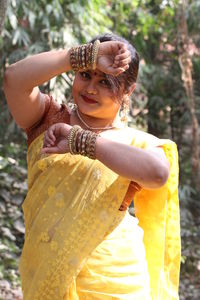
left=90, top=33, right=140, bottom=103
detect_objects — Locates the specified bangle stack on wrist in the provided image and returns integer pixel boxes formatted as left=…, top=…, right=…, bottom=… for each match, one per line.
left=70, top=40, right=100, bottom=71
left=68, top=126, right=99, bottom=159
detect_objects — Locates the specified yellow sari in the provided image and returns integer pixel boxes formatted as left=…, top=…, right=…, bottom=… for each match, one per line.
left=19, top=126, right=180, bottom=300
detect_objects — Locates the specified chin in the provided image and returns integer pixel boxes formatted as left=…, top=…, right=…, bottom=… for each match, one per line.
left=76, top=99, right=100, bottom=117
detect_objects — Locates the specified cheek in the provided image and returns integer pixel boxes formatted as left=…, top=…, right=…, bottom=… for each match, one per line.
left=112, top=102, right=121, bottom=113
left=106, top=94, right=121, bottom=110
left=105, top=96, right=121, bottom=113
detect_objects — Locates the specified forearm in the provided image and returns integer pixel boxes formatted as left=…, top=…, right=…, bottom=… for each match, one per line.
left=4, top=49, right=71, bottom=90
left=95, top=137, right=170, bottom=189
left=41, top=125, right=170, bottom=189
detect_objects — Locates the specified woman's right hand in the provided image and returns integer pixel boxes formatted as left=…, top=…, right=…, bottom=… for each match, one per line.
left=41, top=123, right=72, bottom=154
left=97, top=41, right=131, bottom=76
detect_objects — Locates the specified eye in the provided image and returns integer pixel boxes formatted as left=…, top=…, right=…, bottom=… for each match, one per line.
left=100, top=79, right=111, bottom=88
left=80, top=71, right=90, bottom=79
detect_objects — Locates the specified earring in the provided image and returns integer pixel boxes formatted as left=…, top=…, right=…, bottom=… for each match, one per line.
left=120, top=96, right=129, bottom=123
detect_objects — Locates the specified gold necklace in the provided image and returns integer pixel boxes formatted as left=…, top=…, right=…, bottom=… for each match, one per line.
left=75, top=106, right=115, bottom=131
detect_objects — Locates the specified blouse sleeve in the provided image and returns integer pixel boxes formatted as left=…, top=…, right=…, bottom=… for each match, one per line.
left=25, top=95, right=71, bottom=147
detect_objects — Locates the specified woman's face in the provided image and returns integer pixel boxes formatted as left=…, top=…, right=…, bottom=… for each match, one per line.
left=72, top=70, right=121, bottom=122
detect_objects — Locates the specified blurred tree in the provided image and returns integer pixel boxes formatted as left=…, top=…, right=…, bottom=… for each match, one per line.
left=0, top=0, right=111, bottom=138
left=0, top=0, right=8, bottom=35
left=0, top=1, right=200, bottom=297
left=0, top=0, right=199, bottom=186
left=177, top=0, right=200, bottom=188
left=108, top=0, right=200, bottom=189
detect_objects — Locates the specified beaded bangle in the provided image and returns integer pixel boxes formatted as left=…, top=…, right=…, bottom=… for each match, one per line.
left=81, top=45, right=86, bottom=69
left=70, top=40, right=100, bottom=72
left=86, top=44, right=90, bottom=69
left=77, top=47, right=82, bottom=68
left=88, top=132, right=98, bottom=159
left=70, top=47, right=78, bottom=71
left=77, top=130, right=84, bottom=154
left=68, top=125, right=81, bottom=154
left=88, top=43, right=93, bottom=69
left=91, top=40, right=100, bottom=70
left=84, top=133, right=90, bottom=156
left=85, top=131, right=92, bottom=154
left=81, top=131, right=90, bottom=155
left=73, top=127, right=82, bottom=154
left=68, top=125, right=98, bottom=159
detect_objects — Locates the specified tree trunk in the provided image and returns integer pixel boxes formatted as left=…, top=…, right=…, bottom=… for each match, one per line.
left=0, top=0, right=8, bottom=36
left=177, top=0, right=200, bottom=189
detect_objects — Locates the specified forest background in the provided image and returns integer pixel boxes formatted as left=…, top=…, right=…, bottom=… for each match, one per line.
left=0, top=0, right=199, bottom=299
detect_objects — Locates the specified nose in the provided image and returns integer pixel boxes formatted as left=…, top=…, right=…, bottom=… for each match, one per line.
left=86, top=79, right=97, bottom=95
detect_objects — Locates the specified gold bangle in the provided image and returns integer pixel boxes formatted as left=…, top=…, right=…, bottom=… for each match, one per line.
left=68, top=125, right=81, bottom=154
left=70, top=40, right=100, bottom=72
left=92, top=40, right=100, bottom=70
left=77, top=129, right=84, bottom=154
left=88, top=132, right=99, bottom=159
left=73, top=127, right=82, bottom=154
left=81, top=130, right=90, bottom=155
left=70, top=43, right=94, bottom=72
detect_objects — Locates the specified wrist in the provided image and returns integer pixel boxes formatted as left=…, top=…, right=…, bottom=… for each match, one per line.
left=98, top=42, right=105, bottom=57
left=69, top=40, right=100, bottom=72
left=67, top=126, right=99, bottom=159
left=66, top=49, right=72, bottom=72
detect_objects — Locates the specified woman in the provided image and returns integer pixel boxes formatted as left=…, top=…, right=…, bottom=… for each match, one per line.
left=3, top=33, right=181, bottom=300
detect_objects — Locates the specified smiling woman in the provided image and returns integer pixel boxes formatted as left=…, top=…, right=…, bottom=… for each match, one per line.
left=3, top=33, right=181, bottom=300
left=72, top=70, right=121, bottom=123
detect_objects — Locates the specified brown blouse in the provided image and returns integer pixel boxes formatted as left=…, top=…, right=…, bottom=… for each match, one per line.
left=25, top=95, right=141, bottom=211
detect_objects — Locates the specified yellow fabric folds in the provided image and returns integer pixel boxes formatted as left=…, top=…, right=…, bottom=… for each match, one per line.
left=20, top=132, right=130, bottom=300
left=19, top=128, right=181, bottom=300
left=75, top=212, right=152, bottom=300
left=131, top=129, right=181, bottom=300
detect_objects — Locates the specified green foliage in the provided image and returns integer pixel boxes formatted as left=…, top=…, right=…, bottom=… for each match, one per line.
left=0, top=1, right=200, bottom=297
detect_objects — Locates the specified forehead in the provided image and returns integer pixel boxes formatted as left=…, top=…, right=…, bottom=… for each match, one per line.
left=89, top=70, right=106, bottom=78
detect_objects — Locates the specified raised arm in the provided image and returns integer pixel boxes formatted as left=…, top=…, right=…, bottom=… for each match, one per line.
left=3, top=41, right=129, bottom=129
left=3, top=49, right=72, bottom=129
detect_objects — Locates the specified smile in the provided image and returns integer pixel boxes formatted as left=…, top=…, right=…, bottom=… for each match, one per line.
left=81, top=95, right=98, bottom=104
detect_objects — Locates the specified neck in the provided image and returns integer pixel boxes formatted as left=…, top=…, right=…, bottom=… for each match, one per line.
left=71, top=107, right=119, bottom=131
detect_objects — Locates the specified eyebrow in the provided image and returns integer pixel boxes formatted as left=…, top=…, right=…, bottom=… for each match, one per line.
left=89, top=70, right=106, bottom=78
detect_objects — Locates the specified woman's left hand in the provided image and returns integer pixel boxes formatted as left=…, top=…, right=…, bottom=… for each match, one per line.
left=41, top=123, right=72, bottom=154
left=97, top=41, right=131, bottom=76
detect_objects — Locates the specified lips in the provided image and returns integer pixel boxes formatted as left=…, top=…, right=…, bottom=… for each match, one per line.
left=81, top=95, right=98, bottom=104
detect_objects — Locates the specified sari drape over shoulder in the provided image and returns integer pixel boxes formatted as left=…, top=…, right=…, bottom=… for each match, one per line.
left=19, top=99, right=181, bottom=300
left=130, top=129, right=180, bottom=300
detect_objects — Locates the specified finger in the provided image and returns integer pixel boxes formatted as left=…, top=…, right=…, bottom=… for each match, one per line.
left=44, top=134, right=55, bottom=147
left=117, top=57, right=131, bottom=67
left=45, top=134, right=54, bottom=144
left=117, top=64, right=130, bottom=74
left=107, top=67, right=127, bottom=76
left=41, top=146, right=60, bottom=154
left=44, top=129, right=53, bottom=141
left=118, top=45, right=128, bottom=55
left=117, top=42, right=128, bottom=51
left=123, top=64, right=130, bottom=71
left=48, top=127, right=56, bottom=142
left=114, top=51, right=131, bottom=62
